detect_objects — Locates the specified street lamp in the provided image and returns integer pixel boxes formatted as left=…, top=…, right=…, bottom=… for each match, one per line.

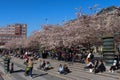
left=18, top=39, right=23, bottom=55
left=75, top=7, right=82, bottom=17
left=45, top=18, right=48, bottom=25
left=19, top=45, right=22, bottom=55
left=38, top=42, right=43, bottom=58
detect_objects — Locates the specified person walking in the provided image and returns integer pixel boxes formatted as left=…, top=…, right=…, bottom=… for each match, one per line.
left=24, top=60, right=29, bottom=76
left=28, top=58, right=34, bottom=78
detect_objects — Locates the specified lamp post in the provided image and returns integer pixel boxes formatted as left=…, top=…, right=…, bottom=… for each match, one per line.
left=38, top=43, right=43, bottom=58
left=45, top=18, right=48, bottom=25
left=75, top=7, right=82, bottom=17
left=18, top=39, right=23, bottom=55
left=19, top=44, right=22, bottom=55
left=75, top=7, right=82, bottom=24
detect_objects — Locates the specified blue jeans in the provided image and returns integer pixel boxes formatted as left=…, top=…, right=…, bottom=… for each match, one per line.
left=29, top=67, right=33, bottom=77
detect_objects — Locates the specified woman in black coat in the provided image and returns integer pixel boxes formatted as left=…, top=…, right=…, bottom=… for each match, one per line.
left=94, top=60, right=106, bottom=73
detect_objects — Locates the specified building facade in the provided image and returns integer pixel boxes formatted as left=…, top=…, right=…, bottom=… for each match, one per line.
left=0, top=24, right=27, bottom=45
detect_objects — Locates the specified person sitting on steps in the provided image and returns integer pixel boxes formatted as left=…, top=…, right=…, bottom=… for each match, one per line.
left=58, top=64, right=64, bottom=74
left=63, top=64, right=70, bottom=75
left=109, top=59, right=118, bottom=73
left=93, top=59, right=99, bottom=72
left=94, top=60, right=106, bottom=74
left=44, top=61, right=51, bottom=71
left=84, top=59, right=94, bottom=69
left=39, top=60, right=46, bottom=70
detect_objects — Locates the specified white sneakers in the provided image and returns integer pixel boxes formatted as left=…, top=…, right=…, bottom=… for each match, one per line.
left=111, top=70, right=114, bottom=73
left=108, top=70, right=114, bottom=73
left=89, top=69, right=93, bottom=73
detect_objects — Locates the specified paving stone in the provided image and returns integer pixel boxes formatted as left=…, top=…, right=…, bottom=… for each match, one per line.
left=2, top=57, right=119, bottom=80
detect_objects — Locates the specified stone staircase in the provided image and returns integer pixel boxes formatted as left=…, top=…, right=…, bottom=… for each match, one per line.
left=12, top=57, right=120, bottom=80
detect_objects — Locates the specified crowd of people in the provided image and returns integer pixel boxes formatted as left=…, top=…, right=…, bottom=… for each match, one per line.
left=0, top=48, right=120, bottom=79
left=84, top=51, right=119, bottom=74
left=23, top=49, right=119, bottom=76
left=23, top=51, right=71, bottom=75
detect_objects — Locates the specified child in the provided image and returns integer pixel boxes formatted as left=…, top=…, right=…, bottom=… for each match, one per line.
left=24, top=60, right=29, bottom=76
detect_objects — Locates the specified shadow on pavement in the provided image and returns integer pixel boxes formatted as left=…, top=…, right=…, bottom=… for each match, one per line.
left=12, top=69, right=25, bottom=73
left=32, top=73, right=48, bottom=79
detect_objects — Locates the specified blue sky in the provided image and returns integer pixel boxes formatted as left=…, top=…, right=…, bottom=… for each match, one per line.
left=0, top=0, right=120, bottom=36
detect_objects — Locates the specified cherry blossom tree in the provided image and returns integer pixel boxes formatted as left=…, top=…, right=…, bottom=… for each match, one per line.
left=4, top=6, right=120, bottom=50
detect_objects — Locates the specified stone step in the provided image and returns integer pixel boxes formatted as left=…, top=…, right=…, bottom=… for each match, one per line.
left=12, top=57, right=120, bottom=80
left=44, top=60, right=120, bottom=77
left=35, top=61, right=120, bottom=80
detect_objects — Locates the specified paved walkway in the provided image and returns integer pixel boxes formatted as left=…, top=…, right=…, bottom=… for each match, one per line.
left=12, top=57, right=120, bottom=80
left=0, top=56, right=120, bottom=80
left=0, top=71, right=4, bottom=80
left=0, top=57, right=64, bottom=80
